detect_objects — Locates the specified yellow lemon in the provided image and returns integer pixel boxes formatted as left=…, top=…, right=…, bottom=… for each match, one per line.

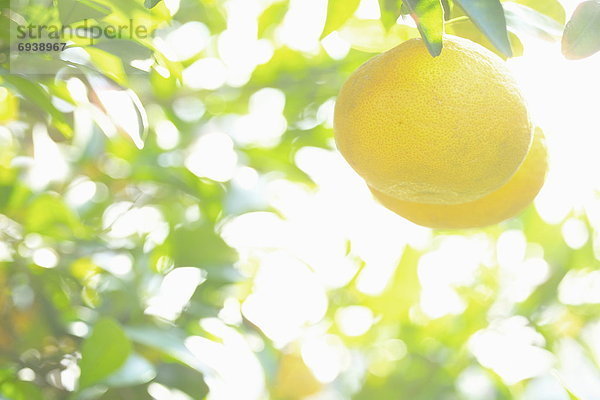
left=334, top=35, right=533, bottom=204
left=370, top=128, right=547, bottom=229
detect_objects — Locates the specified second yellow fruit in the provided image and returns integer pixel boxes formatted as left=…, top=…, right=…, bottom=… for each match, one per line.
left=334, top=35, right=533, bottom=204
left=370, top=128, right=547, bottom=229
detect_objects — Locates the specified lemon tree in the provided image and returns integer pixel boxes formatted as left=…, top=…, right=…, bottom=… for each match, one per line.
left=1, top=0, right=600, bottom=400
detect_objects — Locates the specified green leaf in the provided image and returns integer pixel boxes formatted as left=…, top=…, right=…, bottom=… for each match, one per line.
left=3, top=75, right=73, bottom=137
left=79, top=318, right=132, bottom=389
left=509, top=31, right=524, bottom=56
left=446, top=12, right=520, bottom=58
left=145, top=0, right=162, bottom=9
left=454, top=0, right=512, bottom=56
left=0, top=382, right=43, bottom=400
left=379, top=0, right=404, bottom=29
left=150, top=66, right=178, bottom=99
left=25, top=193, right=85, bottom=239
left=404, top=0, right=445, bottom=57
left=92, top=39, right=153, bottom=78
left=565, top=388, right=582, bottom=400
left=155, top=363, right=209, bottom=399
left=562, top=1, right=600, bottom=60
left=169, top=224, right=237, bottom=267
left=103, top=354, right=156, bottom=388
left=58, top=0, right=111, bottom=25
left=503, top=2, right=563, bottom=41
left=86, top=47, right=128, bottom=87
left=258, top=1, right=289, bottom=37
left=441, top=0, right=451, bottom=19
left=125, top=326, right=208, bottom=373
left=321, top=0, right=361, bottom=38
left=339, top=19, right=420, bottom=53
left=86, top=73, right=148, bottom=149
left=504, top=0, right=565, bottom=24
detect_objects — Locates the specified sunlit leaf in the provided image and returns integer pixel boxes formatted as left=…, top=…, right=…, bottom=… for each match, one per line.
left=562, top=1, right=600, bottom=60
left=441, top=0, right=451, bottom=19
left=155, top=363, right=209, bottom=399
left=103, top=354, right=156, bottom=388
left=565, top=388, right=582, bottom=400
left=454, top=0, right=512, bottom=56
left=25, top=193, right=85, bottom=239
left=0, top=382, right=43, bottom=400
left=57, top=0, right=111, bottom=25
left=169, top=224, right=237, bottom=267
left=258, top=1, right=289, bottom=37
left=504, top=0, right=565, bottom=24
left=145, top=0, right=162, bottom=9
left=446, top=14, right=522, bottom=58
left=92, top=39, right=154, bottom=78
left=3, top=75, right=73, bottom=137
left=150, top=66, right=178, bottom=99
left=125, top=326, right=209, bottom=373
left=503, top=2, right=563, bottom=41
left=79, top=318, right=132, bottom=389
left=85, top=47, right=128, bottom=87
left=87, top=74, right=148, bottom=149
left=509, top=31, right=524, bottom=56
left=339, top=18, right=420, bottom=53
left=379, top=0, right=404, bottom=29
left=404, top=0, right=444, bottom=56
left=0, top=88, right=19, bottom=123
left=321, top=0, right=361, bottom=38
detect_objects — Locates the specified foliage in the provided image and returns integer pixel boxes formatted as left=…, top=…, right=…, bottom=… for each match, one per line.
left=0, top=0, right=599, bottom=399
left=562, top=1, right=600, bottom=59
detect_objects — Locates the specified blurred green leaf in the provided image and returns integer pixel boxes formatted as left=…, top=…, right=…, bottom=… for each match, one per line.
left=103, top=354, right=156, bottom=388
left=3, top=75, right=73, bottom=137
left=25, top=193, right=86, bottom=240
left=86, top=47, right=128, bottom=87
left=258, top=1, right=288, bottom=37
left=125, top=326, right=208, bottom=373
left=155, top=363, right=209, bottom=399
left=58, top=0, right=111, bottom=25
left=87, top=74, right=148, bottom=149
left=504, top=0, right=565, bottom=24
left=508, top=31, right=524, bottom=56
left=0, top=382, right=43, bottom=400
left=169, top=224, right=237, bottom=267
left=379, top=0, right=404, bottom=29
left=322, top=0, right=361, bottom=38
left=144, top=0, right=162, bottom=9
left=562, top=1, right=600, bottom=60
left=454, top=0, right=512, bottom=56
left=446, top=12, right=522, bottom=58
left=339, top=18, right=420, bottom=53
left=404, top=0, right=444, bottom=56
left=565, top=389, right=582, bottom=400
left=503, top=2, right=563, bottom=41
left=79, top=318, right=132, bottom=389
left=92, top=39, right=154, bottom=78
left=150, top=67, right=178, bottom=99
left=441, top=0, right=451, bottom=19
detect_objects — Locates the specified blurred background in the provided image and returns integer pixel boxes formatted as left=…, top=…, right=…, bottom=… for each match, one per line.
left=1, top=0, right=600, bottom=399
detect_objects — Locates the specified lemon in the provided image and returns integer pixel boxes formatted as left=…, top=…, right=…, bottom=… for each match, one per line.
left=371, top=128, right=547, bottom=229
left=334, top=35, right=533, bottom=204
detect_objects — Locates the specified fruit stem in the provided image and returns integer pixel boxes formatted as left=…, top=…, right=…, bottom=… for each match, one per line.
left=445, top=16, right=470, bottom=26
